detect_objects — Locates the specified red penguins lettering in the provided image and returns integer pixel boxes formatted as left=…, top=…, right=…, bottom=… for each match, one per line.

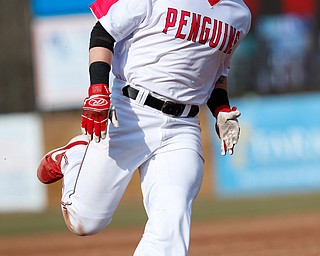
left=199, top=16, right=211, bottom=44
left=163, top=8, right=178, bottom=34
left=209, top=19, right=223, bottom=48
left=187, top=13, right=201, bottom=42
left=162, top=7, right=241, bottom=54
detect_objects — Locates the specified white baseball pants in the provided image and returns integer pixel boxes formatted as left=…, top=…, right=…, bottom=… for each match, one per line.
left=61, top=80, right=204, bottom=256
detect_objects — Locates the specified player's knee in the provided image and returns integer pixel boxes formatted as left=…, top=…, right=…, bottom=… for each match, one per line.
left=168, top=201, right=190, bottom=223
left=62, top=208, right=112, bottom=236
left=68, top=217, right=112, bottom=236
left=165, top=191, right=192, bottom=218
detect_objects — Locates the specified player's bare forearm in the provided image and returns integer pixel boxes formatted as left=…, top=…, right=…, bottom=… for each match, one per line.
left=89, top=47, right=113, bottom=65
left=214, top=75, right=228, bottom=91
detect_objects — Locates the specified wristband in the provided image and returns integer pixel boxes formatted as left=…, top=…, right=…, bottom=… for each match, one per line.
left=89, top=61, right=111, bottom=85
left=207, top=88, right=230, bottom=117
left=88, top=84, right=110, bottom=96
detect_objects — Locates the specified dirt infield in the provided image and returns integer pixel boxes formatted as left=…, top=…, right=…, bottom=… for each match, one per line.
left=1, top=212, right=320, bottom=256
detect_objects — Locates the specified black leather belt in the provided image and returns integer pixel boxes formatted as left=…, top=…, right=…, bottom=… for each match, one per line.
left=122, top=85, right=199, bottom=117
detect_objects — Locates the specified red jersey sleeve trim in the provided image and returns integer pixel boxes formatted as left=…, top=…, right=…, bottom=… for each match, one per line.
left=90, top=0, right=119, bottom=19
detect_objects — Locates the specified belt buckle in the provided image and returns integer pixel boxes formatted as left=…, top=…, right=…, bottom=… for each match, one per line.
left=161, top=101, right=184, bottom=116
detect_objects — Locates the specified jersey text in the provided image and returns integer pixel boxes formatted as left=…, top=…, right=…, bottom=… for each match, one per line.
left=162, top=7, right=241, bottom=54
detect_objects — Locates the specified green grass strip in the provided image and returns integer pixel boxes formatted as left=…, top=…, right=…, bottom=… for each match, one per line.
left=1, top=192, right=320, bottom=237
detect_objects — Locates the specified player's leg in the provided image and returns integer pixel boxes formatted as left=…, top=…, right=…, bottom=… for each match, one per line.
left=134, top=148, right=204, bottom=256
left=58, top=82, right=167, bottom=236
left=60, top=138, right=137, bottom=236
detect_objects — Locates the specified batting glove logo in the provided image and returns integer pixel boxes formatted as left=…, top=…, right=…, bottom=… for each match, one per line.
left=88, top=97, right=109, bottom=107
left=84, top=95, right=110, bottom=111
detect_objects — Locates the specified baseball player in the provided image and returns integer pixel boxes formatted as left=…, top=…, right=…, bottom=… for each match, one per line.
left=37, top=0, right=251, bottom=255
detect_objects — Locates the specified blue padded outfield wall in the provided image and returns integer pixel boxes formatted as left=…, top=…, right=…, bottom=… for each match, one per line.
left=208, top=93, right=320, bottom=198
left=31, top=0, right=92, bottom=16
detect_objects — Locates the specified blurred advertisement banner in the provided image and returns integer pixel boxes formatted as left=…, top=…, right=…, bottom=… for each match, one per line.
left=255, top=15, right=314, bottom=93
left=227, top=12, right=319, bottom=97
left=0, top=114, right=46, bottom=212
left=209, top=93, right=320, bottom=197
left=32, top=15, right=94, bottom=111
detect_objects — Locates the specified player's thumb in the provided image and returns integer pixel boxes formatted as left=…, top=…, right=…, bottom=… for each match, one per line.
left=226, top=109, right=241, bottom=120
left=109, top=105, right=119, bottom=128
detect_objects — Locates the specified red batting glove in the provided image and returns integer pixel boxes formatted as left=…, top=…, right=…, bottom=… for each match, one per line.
left=215, top=106, right=241, bottom=156
left=81, top=84, right=111, bottom=143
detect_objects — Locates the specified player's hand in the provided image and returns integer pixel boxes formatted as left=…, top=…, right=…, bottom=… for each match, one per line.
left=81, top=84, right=114, bottom=143
left=215, top=106, right=241, bottom=156
left=108, top=104, right=119, bottom=128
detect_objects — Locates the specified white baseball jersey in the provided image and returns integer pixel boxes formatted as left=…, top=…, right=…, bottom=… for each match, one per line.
left=90, top=0, right=251, bottom=105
